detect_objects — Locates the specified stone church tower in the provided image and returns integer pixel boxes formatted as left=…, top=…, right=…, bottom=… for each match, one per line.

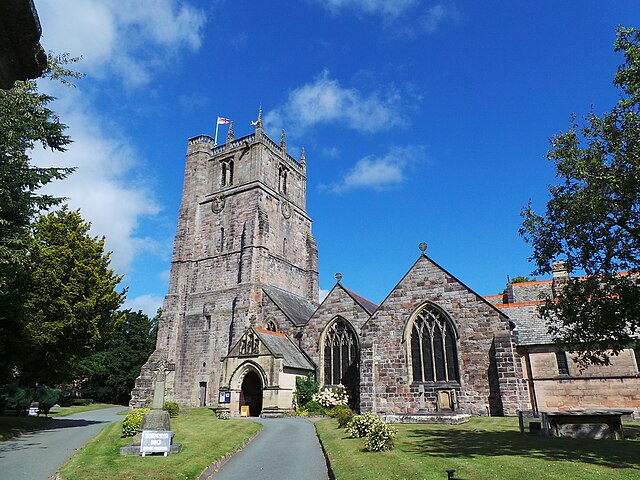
left=130, top=112, right=319, bottom=407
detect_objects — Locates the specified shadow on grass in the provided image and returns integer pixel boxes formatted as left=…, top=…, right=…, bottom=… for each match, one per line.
left=402, top=423, right=640, bottom=471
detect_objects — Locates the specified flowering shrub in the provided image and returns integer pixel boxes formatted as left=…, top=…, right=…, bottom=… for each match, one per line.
left=312, top=384, right=349, bottom=408
left=216, top=409, right=230, bottom=420
left=122, top=408, right=149, bottom=437
left=363, top=421, right=397, bottom=452
left=345, top=412, right=380, bottom=438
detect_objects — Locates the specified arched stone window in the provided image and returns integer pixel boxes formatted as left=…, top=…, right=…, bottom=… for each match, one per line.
left=323, top=318, right=358, bottom=386
left=278, top=165, right=288, bottom=195
left=221, top=158, right=234, bottom=186
left=266, top=320, right=277, bottom=332
left=409, top=304, right=460, bottom=383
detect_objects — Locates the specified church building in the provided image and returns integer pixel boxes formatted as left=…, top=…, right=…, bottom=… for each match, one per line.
left=130, top=113, right=640, bottom=418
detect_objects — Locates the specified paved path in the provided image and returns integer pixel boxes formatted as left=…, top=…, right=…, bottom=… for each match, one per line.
left=0, top=406, right=126, bottom=480
left=213, top=417, right=328, bottom=480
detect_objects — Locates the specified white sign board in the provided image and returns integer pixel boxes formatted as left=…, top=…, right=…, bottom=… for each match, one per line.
left=140, top=430, right=172, bottom=456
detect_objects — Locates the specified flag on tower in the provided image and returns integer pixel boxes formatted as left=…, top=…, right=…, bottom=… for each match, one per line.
left=214, top=116, right=231, bottom=145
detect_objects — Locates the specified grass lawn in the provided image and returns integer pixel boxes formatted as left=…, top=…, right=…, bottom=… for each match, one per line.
left=316, top=417, right=640, bottom=480
left=0, top=404, right=118, bottom=442
left=51, top=403, right=120, bottom=417
left=58, top=408, right=262, bottom=480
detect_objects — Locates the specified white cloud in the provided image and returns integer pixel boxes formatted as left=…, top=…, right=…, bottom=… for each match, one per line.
left=319, top=289, right=330, bottom=302
left=37, top=0, right=206, bottom=87
left=31, top=86, right=162, bottom=274
left=317, top=0, right=417, bottom=17
left=314, top=1, right=460, bottom=35
left=124, top=294, right=165, bottom=318
left=417, top=4, right=460, bottom=35
left=323, top=145, right=425, bottom=193
left=265, top=71, right=403, bottom=136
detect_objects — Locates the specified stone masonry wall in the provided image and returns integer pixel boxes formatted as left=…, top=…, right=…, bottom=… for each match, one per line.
left=301, top=283, right=372, bottom=385
left=131, top=131, right=319, bottom=408
left=524, top=347, right=640, bottom=415
left=360, top=254, right=528, bottom=416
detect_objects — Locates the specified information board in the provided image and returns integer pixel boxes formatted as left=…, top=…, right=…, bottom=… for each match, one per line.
left=219, top=391, right=231, bottom=403
left=240, top=405, right=250, bottom=417
left=140, top=430, right=172, bottom=456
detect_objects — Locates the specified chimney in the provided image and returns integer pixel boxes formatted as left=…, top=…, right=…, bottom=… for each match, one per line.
left=552, top=261, right=569, bottom=297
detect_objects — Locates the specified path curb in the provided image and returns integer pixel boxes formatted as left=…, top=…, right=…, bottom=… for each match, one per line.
left=314, top=422, right=336, bottom=480
left=198, top=425, right=263, bottom=480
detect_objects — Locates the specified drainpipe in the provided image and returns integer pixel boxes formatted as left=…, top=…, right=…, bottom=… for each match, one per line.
left=523, top=347, right=538, bottom=413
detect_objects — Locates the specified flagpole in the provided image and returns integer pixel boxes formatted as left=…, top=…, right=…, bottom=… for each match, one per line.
left=214, top=117, right=220, bottom=146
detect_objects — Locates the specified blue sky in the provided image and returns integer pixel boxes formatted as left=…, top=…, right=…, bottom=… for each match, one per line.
left=31, top=1, right=640, bottom=315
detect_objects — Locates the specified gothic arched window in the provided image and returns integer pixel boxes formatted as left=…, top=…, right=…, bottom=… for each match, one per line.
left=266, top=320, right=277, bottom=332
left=410, top=304, right=460, bottom=383
left=221, top=158, right=234, bottom=186
left=323, top=318, right=358, bottom=385
left=278, top=165, right=288, bottom=195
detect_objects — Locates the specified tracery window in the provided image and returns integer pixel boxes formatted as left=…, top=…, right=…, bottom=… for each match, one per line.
left=323, top=318, right=358, bottom=385
left=410, top=304, right=460, bottom=383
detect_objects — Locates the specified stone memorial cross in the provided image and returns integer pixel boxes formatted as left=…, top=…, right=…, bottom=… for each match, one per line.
left=151, top=355, right=175, bottom=410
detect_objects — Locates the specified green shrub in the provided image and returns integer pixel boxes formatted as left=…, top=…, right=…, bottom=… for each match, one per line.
left=327, top=405, right=352, bottom=418
left=2, top=385, right=33, bottom=414
left=363, top=421, right=397, bottom=452
left=59, top=397, right=93, bottom=407
left=327, top=405, right=354, bottom=428
left=163, top=401, right=180, bottom=417
left=302, top=400, right=326, bottom=416
left=35, top=386, right=61, bottom=416
left=122, top=408, right=149, bottom=437
left=346, top=412, right=381, bottom=438
left=295, top=373, right=319, bottom=407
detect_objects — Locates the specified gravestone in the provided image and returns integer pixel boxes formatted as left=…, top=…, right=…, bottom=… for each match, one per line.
left=121, top=355, right=181, bottom=455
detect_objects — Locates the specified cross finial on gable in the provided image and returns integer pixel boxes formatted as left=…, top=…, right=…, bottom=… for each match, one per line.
left=335, top=272, right=342, bottom=283
left=419, top=242, right=428, bottom=256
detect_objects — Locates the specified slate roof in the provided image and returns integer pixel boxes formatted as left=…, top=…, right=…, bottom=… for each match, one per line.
left=263, top=286, right=317, bottom=326
left=254, top=328, right=314, bottom=370
left=344, top=287, right=378, bottom=315
left=497, top=303, right=553, bottom=346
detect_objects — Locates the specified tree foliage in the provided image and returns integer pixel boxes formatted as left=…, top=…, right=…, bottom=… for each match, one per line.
left=520, top=26, right=640, bottom=366
left=75, top=309, right=158, bottom=405
left=0, top=54, right=81, bottom=382
left=14, top=207, right=126, bottom=384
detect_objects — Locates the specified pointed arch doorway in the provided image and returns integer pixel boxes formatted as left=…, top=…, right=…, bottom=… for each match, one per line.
left=240, top=370, right=263, bottom=417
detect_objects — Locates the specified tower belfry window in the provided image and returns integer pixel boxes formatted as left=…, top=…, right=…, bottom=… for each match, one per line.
left=221, top=158, right=234, bottom=187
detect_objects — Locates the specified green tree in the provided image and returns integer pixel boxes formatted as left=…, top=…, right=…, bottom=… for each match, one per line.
left=0, top=54, right=81, bottom=382
left=520, top=26, right=640, bottom=367
left=16, top=207, right=126, bottom=384
left=76, top=309, right=158, bottom=405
